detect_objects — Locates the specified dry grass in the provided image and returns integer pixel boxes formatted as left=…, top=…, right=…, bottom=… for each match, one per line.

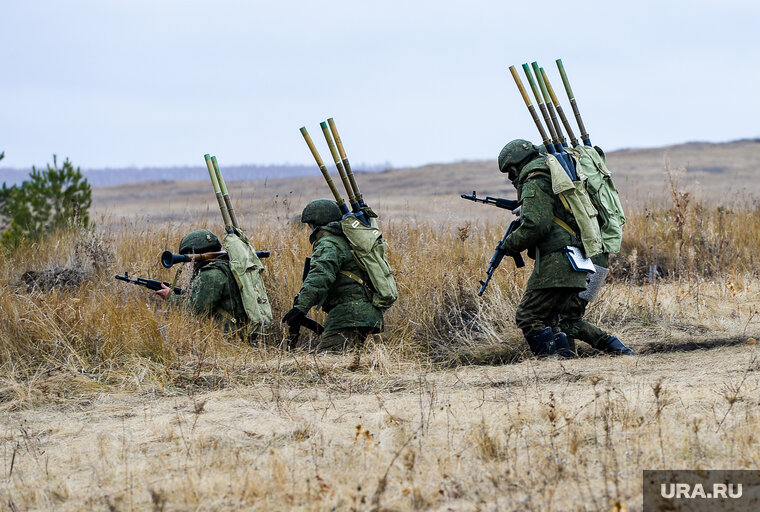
left=1, top=158, right=760, bottom=509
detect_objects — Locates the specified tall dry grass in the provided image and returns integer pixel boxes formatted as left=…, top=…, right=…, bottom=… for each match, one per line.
left=1, top=194, right=759, bottom=407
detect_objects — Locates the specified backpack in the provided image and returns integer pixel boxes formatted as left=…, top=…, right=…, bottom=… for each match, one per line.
left=544, top=154, right=604, bottom=258
left=566, top=146, right=626, bottom=253
left=340, top=216, right=398, bottom=309
left=222, top=230, right=273, bottom=336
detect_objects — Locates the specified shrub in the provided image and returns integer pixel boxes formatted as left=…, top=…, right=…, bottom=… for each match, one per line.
left=1, top=155, right=92, bottom=247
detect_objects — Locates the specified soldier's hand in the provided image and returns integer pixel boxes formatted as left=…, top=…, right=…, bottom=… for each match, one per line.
left=282, top=307, right=305, bottom=326
left=155, top=284, right=171, bottom=300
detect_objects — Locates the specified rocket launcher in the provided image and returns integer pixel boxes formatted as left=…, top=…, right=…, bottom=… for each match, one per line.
left=540, top=66, right=579, bottom=147
left=532, top=62, right=566, bottom=148
left=204, top=153, right=234, bottom=233
left=327, top=118, right=366, bottom=208
left=556, top=58, right=591, bottom=146
left=211, top=156, right=240, bottom=230
left=319, top=121, right=370, bottom=226
left=300, top=127, right=350, bottom=215
left=510, top=65, right=577, bottom=181
left=522, top=63, right=560, bottom=154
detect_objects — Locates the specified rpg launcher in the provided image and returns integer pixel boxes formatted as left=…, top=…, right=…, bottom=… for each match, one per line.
left=160, top=250, right=270, bottom=269
left=300, top=118, right=375, bottom=226
left=461, top=192, right=525, bottom=295
left=114, top=272, right=183, bottom=294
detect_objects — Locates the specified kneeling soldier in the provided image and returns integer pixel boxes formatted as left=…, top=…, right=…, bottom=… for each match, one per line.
left=157, top=229, right=254, bottom=343
left=497, top=139, right=633, bottom=357
left=282, top=199, right=384, bottom=353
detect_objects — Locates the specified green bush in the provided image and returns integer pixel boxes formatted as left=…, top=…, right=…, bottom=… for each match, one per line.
left=1, top=155, right=92, bottom=247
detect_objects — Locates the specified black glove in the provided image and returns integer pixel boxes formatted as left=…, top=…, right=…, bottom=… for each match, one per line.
left=282, top=307, right=305, bottom=326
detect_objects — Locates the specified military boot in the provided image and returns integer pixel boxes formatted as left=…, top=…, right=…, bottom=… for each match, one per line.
left=525, top=327, right=556, bottom=357
left=553, top=332, right=575, bottom=359
left=602, top=336, right=635, bottom=356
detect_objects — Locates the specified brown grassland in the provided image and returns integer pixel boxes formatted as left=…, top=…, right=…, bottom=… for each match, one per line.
left=1, top=142, right=759, bottom=511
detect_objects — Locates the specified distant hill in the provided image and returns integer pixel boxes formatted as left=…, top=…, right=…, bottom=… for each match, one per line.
left=0, top=163, right=388, bottom=187
left=89, top=139, right=760, bottom=225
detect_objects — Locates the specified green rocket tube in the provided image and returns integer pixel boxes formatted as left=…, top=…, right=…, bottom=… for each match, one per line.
left=204, top=153, right=233, bottom=232
left=556, top=58, right=591, bottom=146
left=211, top=156, right=240, bottom=230
left=299, top=127, right=349, bottom=214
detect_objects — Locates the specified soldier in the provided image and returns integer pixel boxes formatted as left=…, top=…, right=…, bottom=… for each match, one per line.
left=156, top=229, right=254, bottom=343
left=497, top=139, right=634, bottom=357
left=282, top=199, right=384, bottom=354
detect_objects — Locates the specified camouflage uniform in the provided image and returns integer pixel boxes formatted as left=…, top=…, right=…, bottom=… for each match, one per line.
left=500, top=141, right=633, bottom=356
left=561, top=252, right=612, bottom=352
left=499, top=140, right=591, bottom=357
left=174, top=230, right=251, bottom=341
left=286, top=200, right=383, bottom=353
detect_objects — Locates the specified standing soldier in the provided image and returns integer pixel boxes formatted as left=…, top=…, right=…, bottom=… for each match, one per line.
left=156, top=229, right=256, bottom=344
left=282, top=199, right=384, bottom=355
left=497, top=139, right=634, bottom=357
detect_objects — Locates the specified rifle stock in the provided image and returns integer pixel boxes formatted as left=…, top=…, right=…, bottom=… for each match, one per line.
left=114, top=272, right=183, bottom=294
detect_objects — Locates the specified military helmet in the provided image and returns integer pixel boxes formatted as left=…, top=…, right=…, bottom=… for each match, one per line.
left=179, top=229, right=221, bottom=255
left=300, top=199, right=343, bottom=226
left=498, top=139, right=539, bottom=174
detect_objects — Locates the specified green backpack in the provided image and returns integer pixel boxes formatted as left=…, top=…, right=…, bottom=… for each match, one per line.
left=222, top=231, right=273, bottom=336
left=545, top=154, right=603, bottom=258
left=567, top=146, right=626, bottom=253
left=340, top=216, right=398, bottom=309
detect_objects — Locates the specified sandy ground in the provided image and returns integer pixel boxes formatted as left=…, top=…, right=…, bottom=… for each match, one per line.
left=2, top=340, right=758, bottom=511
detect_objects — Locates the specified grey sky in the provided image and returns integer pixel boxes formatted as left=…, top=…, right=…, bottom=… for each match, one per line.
left=1, top=0, right=758, bottom=170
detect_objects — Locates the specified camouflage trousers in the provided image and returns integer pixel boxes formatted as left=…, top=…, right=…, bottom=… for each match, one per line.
left=515, top=288, right=610, bottom=350
left=315, top=327, right=371, bottom=353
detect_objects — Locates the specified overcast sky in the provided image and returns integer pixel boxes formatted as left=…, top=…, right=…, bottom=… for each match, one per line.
left=1, top=1, right=758, bottom=170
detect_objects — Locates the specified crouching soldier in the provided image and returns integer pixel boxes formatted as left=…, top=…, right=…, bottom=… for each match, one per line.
left=497, top=139, right=634, bottom=357
left=282, top=199, right=384, bottom=354
left=156, top=229, right=262, bottom=344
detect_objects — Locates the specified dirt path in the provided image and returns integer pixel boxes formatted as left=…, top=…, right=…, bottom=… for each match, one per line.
left=2, top=342, right=758, bottom=511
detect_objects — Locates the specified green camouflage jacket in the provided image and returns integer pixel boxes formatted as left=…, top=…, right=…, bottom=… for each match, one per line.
left=178, top=258, right=248, bottom=331
left=294, top=222, right=384, bottom=334
left=503, top=157, right=589, bottom=291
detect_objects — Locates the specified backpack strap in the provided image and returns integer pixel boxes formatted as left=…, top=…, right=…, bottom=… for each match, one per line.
left=558, top=193, right=573, bottom=213
left=552, top=216, right=577, bottom=237
left=216, top=308, right=238, bottom=324
left=340, top=269, right=366, bottom=286
left=527, top=171, right=551, bottom=180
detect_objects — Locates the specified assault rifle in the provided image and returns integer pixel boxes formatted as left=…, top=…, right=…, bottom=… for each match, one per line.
left=114, top=272, right=183, bottom=294
left=461, top=191, right=525, bottom=295
left=286, top=257, right=325, bottom=350
left=461, top=191, right=519, bottom=211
